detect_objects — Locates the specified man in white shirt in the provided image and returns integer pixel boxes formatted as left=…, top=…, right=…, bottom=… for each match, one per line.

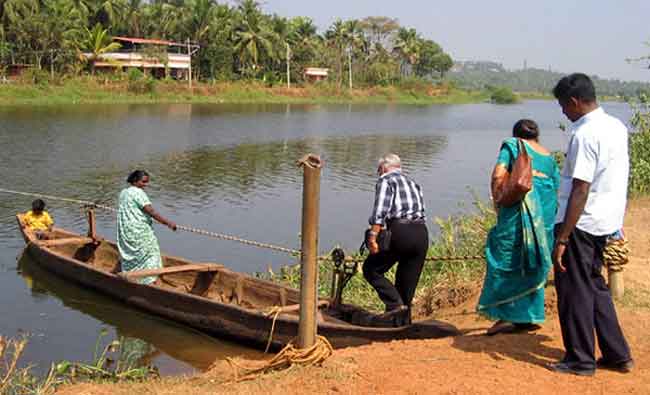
left=549, top=73, right=633, bottom=376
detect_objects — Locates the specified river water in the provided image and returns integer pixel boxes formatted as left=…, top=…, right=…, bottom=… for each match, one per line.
left=0, top=100, right=633, bottom=375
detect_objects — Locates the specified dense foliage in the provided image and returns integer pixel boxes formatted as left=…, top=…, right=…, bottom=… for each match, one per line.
left=488, top=85, right=519, bottom=104
left=450, top=61, right=650, bottom=98
left=0, top=0, right=453, bottom=85
left=629, top=94, right=650, bottom=195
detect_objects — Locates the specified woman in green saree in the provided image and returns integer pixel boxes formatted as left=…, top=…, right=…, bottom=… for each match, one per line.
left=478, top=119, right=560, bottom=335
left=117, top=170, right=177, bottom=285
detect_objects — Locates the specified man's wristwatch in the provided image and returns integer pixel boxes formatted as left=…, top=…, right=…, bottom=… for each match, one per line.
left=556, top=238, right=569, bottom=246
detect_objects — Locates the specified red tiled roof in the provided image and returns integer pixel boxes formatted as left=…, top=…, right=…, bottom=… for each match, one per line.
left=113, top=36, right=178, bottom=46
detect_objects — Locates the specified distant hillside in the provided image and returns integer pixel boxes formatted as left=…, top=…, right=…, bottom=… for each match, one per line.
left=449, top=61, right=650, bottom=98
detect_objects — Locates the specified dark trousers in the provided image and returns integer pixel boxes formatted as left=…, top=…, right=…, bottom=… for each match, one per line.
left=554, top=225, right=631, bottom=369
left=362, top=222, right=429, bottom=311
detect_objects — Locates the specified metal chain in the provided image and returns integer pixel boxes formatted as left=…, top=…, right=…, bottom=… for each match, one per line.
left=336, top=254, right=484, bottom=264
left=0, top=187, right=485, bottom=263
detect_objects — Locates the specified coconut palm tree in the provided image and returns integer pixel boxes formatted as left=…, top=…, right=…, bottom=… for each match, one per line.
left=232, top=0, right=275, bottom=77
left=77, top=23, right=121, bottom=73
left=393, top=27, right=421, bottom=77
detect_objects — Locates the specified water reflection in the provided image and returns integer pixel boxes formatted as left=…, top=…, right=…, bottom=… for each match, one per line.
left=70, top=134, right=447, bottom=209
left=17, top=254, right=263, bottom=375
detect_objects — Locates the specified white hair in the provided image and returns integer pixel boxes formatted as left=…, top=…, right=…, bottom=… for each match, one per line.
left=378, top=153, right=401, bottom=170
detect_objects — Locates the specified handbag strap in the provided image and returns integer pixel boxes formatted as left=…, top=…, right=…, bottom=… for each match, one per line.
left=516, top=138, right=530, bottom=159
left=500, top=138, right=528, bottom=171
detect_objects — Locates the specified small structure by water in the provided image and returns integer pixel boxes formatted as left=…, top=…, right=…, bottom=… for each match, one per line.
left=304, top=67, right=329, bottom=83
left=83, top=36, right=198, bottom=79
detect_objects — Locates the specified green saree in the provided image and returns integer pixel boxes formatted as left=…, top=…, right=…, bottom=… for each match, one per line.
left=117, top=186, right=163, bottom=285
left=477, top=138, right=560, bottom=323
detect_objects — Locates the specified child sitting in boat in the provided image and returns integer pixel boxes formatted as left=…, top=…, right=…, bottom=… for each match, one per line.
left=23, top=199, right=54, bottom=239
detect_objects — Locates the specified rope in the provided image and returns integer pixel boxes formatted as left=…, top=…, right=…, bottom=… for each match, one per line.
left=226, top=336, right=333, bottom=382
left=0, top=187, right=485, bottom=263
left=604, top=238, right=629, bottom=272
left=264, top=307, right=283, bottom=354
left=0, top=187, right=299, bottom=255
left=176, top=225, right=302, bottom=256
left=0, top=187, right=116, bottom=212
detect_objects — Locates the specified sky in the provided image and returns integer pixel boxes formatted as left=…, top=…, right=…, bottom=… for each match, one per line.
left=238, top=0, right=650, bottom=82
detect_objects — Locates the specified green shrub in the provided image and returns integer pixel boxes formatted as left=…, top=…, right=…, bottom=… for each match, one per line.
left=21, top=68, right=50, bottom=86
left=126, top=69, right=156, bottom=95
left=489, top=86, right=519, bottom=104
left=629, top=94, right=650, bottom=195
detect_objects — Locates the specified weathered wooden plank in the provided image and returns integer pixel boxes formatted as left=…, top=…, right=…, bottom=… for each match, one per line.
left=38, top=237, right=94, bottom=247
left=119, top=263, right=223, bottom=279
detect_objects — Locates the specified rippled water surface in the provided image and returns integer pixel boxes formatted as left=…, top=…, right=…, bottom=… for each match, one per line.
left=0, top=101, right=633, bottom=374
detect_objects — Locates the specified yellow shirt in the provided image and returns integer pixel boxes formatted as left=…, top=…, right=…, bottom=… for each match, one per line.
left=24, top=210, right=54, bottom=231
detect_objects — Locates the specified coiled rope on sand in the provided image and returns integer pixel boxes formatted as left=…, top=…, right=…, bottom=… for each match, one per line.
left=226, top=336, right=333, bottom=382
left=604, top=238, right=630, bottom=272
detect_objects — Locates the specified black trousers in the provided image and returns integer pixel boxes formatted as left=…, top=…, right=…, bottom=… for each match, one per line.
left=554, top=225, right=631, bottom=369
left=362, top=222, right=429, bottom=311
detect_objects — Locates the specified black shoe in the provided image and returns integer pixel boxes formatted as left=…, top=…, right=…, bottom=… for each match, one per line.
left=513, top=323, right=542, bottom=332
left=596, top=358, right=634, bottom=373
left=372, top=305, right=409, bottom=327
left=547, top=362, right=595, bottom=377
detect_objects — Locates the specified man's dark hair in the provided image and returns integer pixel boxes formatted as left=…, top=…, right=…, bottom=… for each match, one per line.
left=32, top=199, right=46, bottom=211
left=552, top=73, right=596, bottom=103
left=127, top=170, right=149, bottom=184
left=512, top=119, right=540, bottom=140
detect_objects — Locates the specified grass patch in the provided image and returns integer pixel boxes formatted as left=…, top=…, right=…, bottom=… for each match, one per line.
left=0, top=77, right=489, bottom=106
left=619, top=284, right=650, bottom=310
left=0, top=330, right=159, bottom=395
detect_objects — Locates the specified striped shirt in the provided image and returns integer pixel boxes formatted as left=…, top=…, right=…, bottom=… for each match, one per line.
left=369, top=169, right=426, bottom=226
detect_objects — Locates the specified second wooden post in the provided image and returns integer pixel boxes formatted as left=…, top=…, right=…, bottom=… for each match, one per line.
left=296, top=154, right=322, bottom=349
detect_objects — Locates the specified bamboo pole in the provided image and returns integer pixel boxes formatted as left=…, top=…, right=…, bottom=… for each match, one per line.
left=296, top=154, right=322, bottom=349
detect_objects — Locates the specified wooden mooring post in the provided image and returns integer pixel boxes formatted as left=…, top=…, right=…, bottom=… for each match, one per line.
left=609, top=270, right=624, bottom=300
left=86, top=207, right=97, bottom=240
left=296, top=154, right=322, bottom=349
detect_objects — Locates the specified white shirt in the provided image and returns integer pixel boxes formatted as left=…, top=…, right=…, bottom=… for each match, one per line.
left=555, top=107, right=629, bottom=236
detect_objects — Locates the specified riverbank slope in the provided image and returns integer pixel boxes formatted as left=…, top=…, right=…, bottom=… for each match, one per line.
left=57, top=197, right=650, bottom=394
left=0, top=78, right=488, bottom=106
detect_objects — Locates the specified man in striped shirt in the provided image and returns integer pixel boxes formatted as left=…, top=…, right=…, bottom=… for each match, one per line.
left=363, top=153, right=429, bottom=326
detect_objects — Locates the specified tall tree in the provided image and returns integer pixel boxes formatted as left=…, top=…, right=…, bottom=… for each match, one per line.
left=393, top=27, right=421, bottom=77
left=232, top=0, right=275, bottom=77
left=359, top=16, right=398, bottom=53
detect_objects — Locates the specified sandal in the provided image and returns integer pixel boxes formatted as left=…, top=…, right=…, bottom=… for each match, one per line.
left=486, top=320, right=516, bottom=336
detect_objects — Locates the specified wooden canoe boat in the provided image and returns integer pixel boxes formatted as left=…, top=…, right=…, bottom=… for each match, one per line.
left=16, top=214, right=458, bottom=349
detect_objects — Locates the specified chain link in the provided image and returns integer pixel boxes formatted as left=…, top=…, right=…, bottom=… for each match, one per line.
left=336, top=254, right=484, bottom=264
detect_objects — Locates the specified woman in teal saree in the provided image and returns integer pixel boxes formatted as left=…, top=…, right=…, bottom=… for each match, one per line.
left=478, top=119, right=560, bottom=335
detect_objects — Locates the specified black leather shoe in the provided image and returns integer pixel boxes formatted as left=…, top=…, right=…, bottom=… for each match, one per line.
left=372, top=305, right=409, bottom=327
left=596, top=358, right=634, bottom=373
left=547, top=362, right=595, bottom=377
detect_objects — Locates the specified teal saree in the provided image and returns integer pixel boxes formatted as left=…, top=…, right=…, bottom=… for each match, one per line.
left=477, top=138, right=560, bottom=323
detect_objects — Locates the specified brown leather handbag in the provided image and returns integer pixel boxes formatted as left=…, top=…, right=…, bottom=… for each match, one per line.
left=495, top=139, right=532, bottom=207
